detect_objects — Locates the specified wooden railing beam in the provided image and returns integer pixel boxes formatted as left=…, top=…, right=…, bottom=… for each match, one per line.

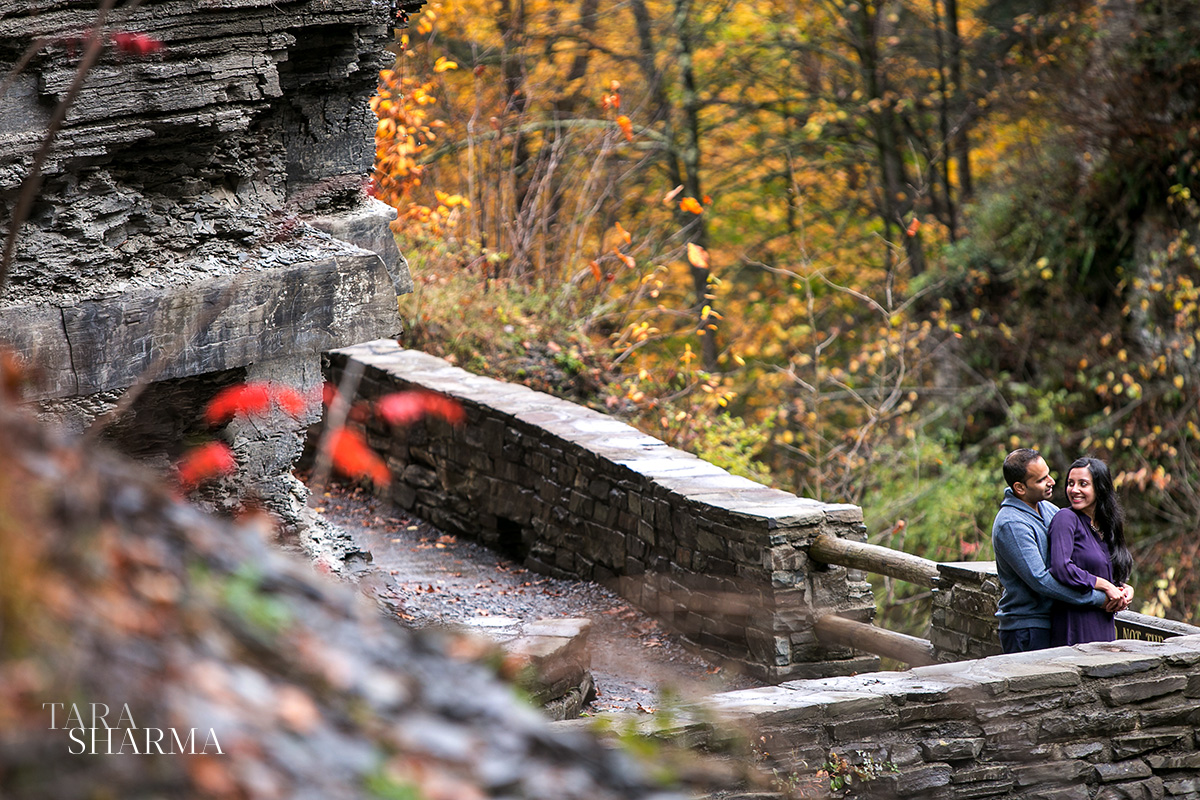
left=815, top=614, right=939, bottom=667
left=809, top=533, right=941, bottom=588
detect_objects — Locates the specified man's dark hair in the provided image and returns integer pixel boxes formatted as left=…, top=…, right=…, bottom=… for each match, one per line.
left=1003, top=448, right=1042, bottom=488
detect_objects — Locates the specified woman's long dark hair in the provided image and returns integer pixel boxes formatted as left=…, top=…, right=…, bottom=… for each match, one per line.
left=1070, top=457, right=1133, bottom=585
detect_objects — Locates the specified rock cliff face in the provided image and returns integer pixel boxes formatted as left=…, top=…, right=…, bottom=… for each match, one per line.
left=0, top=0, right=414, bottom=530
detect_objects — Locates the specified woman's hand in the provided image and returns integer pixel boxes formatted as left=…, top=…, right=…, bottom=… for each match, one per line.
left=1103, top=585, right=1133, bottom=613
left=1095, top=576, right=1124, bottom=602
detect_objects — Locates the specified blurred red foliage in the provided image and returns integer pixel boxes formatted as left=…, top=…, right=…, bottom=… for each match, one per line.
left=205, top=383, right=307, bottom=426
left=376, top=390, right=465, bottom=427
left=327, top=429, right=390, bottom=487
left=176, top=442, right=236, bottom=490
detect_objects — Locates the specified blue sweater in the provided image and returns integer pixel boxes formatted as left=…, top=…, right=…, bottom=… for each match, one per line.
left=992, top=488, right=1106, bottom=630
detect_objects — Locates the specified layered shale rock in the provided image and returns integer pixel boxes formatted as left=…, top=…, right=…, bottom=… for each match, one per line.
left=0, top=0, right=416, bottom=537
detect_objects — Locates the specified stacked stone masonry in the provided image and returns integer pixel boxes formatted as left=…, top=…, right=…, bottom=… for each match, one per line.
left=932, top=561, right=1011, bottom=661
left=327, top=341, right=880, bottom=681
left=702, top=635, right=1200, bottom=799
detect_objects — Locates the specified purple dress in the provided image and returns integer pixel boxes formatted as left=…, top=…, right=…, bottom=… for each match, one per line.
left=1048, top=508, right=1117, bottom=645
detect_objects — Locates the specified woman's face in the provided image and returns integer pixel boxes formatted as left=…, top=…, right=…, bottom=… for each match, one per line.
left=1066, top=467, right=1098, bottom=518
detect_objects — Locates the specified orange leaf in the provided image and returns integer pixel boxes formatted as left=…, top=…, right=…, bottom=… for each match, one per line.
left=327, top=428, right=390, bottom=486
left=590, top=261, right=603, bottom=282
left=205, top=383, right=273, bottom=426
left=176, top=442, right=236, bottom=491
left=616, top=115, right=634, bottom=142
left=614, top=222, right=632, bottom=245
left=377, top=390, right=466, bottom=427
left=0, top=348, right=28, bottom=401
left=906, top=217, right=921, bottom=237
left=679, top=197, right=703, bottom=215
left=686, top=242, right=709, bottom=270
left=613, top=248, right=636, bottom=270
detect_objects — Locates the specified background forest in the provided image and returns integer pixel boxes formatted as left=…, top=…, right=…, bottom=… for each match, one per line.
left=371, top=0, right=1200, bottom=633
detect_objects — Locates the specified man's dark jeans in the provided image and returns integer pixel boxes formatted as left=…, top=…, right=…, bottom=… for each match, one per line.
left=999, top=627, right=1051, bottom=654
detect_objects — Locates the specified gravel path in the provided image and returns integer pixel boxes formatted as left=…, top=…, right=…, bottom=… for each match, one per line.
left=305, top=477, right=762, bottom=714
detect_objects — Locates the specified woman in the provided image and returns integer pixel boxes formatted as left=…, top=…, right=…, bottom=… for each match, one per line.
left=1048, top=457, right=1134, bottom=645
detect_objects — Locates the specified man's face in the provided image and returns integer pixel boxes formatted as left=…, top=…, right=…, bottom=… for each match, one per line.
left=1017, top=457, right=1055, bottom=504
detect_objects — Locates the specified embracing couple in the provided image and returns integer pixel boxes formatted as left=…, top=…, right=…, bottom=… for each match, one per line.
left=991, top=448, right=1135, bottom=654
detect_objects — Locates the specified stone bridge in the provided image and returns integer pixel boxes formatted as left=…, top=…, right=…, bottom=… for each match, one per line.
left=330, top=340, right=1200, bottom=799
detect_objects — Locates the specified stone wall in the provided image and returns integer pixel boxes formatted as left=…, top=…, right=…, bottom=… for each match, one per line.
left=702, top=635, right=1200, bottom=799
left=0, top=0, right=412, bottom=529
left=931, top=561, right=1008, bottom=661
left=326, top=340, right=880, bottom=681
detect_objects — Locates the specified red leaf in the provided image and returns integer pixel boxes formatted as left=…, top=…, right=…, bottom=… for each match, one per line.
left=376, top=390, right=465, bottom=427
left=320, top=382, right=370, bottom=422
left=111, top=32, right=164, bottom=57
left=906, top=217, right=921, bottom=237
left=322, top=382, right=340, bottom=408
left=272, top=386, right=307, bottom=418
left=176, top=442, right=236, bottom=490
left=205, top=383, right=273, bottom=426
left=328, top=428, right=390, bottom=486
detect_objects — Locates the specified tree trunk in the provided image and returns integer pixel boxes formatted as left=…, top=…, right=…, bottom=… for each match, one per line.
left=672, top=0, right=718, bottom=370
left=945, top=0, right=973, bottom=201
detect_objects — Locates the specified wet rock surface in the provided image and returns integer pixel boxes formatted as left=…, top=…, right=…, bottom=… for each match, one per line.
left=304, top=476, right=764, bottom=715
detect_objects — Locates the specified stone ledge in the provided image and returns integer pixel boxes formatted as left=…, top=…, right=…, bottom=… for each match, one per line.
left=3, top=250, right=399, bottom=401
left=689, top=635, right=1200, bottom=798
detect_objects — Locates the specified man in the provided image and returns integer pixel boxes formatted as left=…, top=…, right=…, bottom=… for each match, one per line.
left=991, top=448, right=1131, bottom=653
